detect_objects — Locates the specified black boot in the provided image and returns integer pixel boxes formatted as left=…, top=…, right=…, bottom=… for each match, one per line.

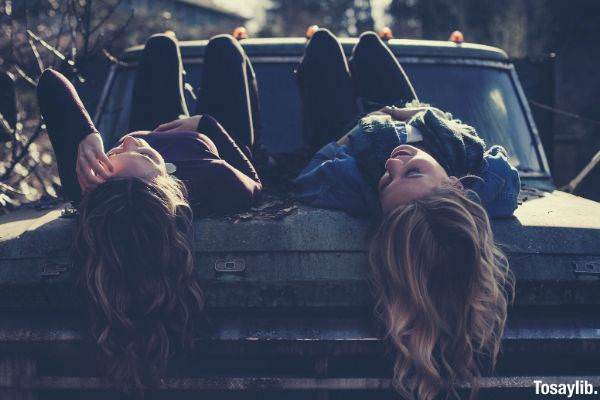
left=195, top=34, right=257, bottom=158
left=296, top=29, right=358, bottom=152
left=349, top=31, right=418, bottom=112
left=129, top=34, right=189, bottom=132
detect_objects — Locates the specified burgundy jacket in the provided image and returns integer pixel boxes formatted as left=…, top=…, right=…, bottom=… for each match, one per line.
left=127, top=116, right=262, bottom=216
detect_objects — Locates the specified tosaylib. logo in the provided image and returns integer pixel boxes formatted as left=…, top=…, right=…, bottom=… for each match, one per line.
left=534, top=380, right=597, bottom=397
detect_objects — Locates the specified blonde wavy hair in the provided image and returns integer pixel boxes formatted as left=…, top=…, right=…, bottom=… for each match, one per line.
left=369, top=184, right=514, bottom=400
left=74, top=175, right=204, bottom=390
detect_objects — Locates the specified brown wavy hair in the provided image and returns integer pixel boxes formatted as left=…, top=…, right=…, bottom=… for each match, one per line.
left=74, top=175, right=204, bottom=389
left=369, top=184, right=514, bottom=400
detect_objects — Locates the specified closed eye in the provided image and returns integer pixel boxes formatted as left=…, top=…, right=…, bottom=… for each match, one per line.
left=405, top=168, right=423, bottom=178
left=107, top=148, right=121, bottom=157
left=138, top=152, right=159, bottom=165
left=108, top=150, right=157, bottom=165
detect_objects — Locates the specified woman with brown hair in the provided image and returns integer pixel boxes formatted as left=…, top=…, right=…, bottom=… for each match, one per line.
left=294, top=29, right=516, bottom=399
left=37, top=33, right=262, bottom=388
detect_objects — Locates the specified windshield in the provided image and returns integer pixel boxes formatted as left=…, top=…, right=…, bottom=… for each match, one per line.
left=403, top=64, right=541, bottom=172
left=97, top=60, right=542, bottom=173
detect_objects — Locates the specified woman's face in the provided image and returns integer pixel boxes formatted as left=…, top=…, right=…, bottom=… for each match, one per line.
left=107, top=135, right=167, bottom=180
left=378, top=145, right=449, bottom=214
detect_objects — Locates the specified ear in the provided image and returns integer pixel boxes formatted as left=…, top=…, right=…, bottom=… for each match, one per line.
left=448, top=176, right=464, bottom=190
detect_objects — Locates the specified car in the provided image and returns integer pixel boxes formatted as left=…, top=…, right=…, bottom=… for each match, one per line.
left=1, top=36, right=600, bottom=399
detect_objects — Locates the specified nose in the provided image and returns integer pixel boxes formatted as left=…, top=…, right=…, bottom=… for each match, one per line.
left=385, top=157, right=406, bottom=177
left=121, top=135, right=140, bottom=150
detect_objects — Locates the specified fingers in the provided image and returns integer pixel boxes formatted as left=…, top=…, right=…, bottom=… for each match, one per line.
left=77, top=155, right=106, bottom=189
left=98, top=151, right=114, bottom=173
left=388, top=107, right=428, bottom=121
left=83, top=149, right=112, bottom=180
left=369, top=110, right=389, bottom=117
left=154, top=119, right=181, bottom=132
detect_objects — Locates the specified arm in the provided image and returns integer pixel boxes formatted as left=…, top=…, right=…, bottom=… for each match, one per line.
left=196, top=114, right=260, bottom=184
left=183, top=160, right=262, bottom=216
left=37, top=69, right=113, bottom=197
left=294, top=143, right=378, bottom=216
left=76, top=133, right=114, bottom=193
left=345, top=114, right=407, bottom=188
left=408, top=108, right=485, bottom=177
left=155, top=114, right=261, bottom=184
left=418, top=109, right=519, bottom=216
left=469, top=145, right=520, bottom=218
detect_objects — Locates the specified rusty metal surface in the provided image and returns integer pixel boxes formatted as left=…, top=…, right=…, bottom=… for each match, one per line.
left=2, top=190, right=599, bottom=257
left=2, top=274, right=600, bottom=311
left=3, top=375, right=597, bottom=391
left=1, top=308, right=600, bottom=346
left=0, top=310, right=599, bottom=394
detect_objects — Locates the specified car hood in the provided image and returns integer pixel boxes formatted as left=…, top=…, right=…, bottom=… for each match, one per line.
left=1, top=190, right=599, bottom=309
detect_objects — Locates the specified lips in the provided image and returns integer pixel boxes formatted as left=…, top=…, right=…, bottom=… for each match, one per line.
left=393, top=150, right=412, bottom=157
left=379, top=174, right=392, bottom=192
left=390, top=146, right=415, bottom=158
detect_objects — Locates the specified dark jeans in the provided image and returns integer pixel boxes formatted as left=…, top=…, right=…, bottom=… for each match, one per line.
left=195, top=34, right=261, bottom=158
left=39, top=34, right=260, bottom=203
left=128, top=34, right=260, bottom=160
left=128, top=34, right=190, bottom=133
left=196, top=114, right=260, bottom=185
left=296, top=29, right=418, bottom=152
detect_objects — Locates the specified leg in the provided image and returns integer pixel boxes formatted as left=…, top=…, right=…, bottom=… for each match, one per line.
left=37, top=69, right=98, bottom=203
left=197, top=114, right=260, bottom=184
left=349, top=31, right=418, bottom=112
left=195, top=34, right=255, bottom=158
left=129, top=34, right=189, bottom=132
left=296, top=29, right=357, bottom=152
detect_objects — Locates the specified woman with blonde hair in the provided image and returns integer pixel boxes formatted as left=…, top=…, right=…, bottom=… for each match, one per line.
left=294, top=29, right=516, bottom=399
left=370, top=184, right=512, bottom=399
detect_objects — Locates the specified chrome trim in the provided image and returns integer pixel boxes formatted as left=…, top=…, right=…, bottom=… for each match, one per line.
left=518, top=171, right=552, bottom=179
left=509, top=66, right=552, bottom=178
left=93, top=65, right=117, bottom=125
left=397, top=57, right=511, bottom=69
left=118, top=56, right=513, bottom=69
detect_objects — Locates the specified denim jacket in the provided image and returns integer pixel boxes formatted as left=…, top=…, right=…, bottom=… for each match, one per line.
left=294, top=110, right=520, bottom=218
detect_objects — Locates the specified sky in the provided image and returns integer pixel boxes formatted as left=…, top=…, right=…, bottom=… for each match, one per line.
left=212, top=0, right=392, bottom=33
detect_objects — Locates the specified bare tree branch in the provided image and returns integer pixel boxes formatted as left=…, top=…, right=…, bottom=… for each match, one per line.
left=27, top=36, right=44, bottom=73
left=89, top=5, right=134, bottom=55
left=101, top=48, right=133, bottom=67
left=0, top=123, right=44, bottom=182
left=27, top=29, right=70, bottom=63
left=12, top=65, right=36, bottom=87
left=1, top=0, right=136, bottom=209
left=88, top=0, right=126, bottom=37
left=0, top=181, right=23, bottom=196
left=82, top=0, right=93, bottom=55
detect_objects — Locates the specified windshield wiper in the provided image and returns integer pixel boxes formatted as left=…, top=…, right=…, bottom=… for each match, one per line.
left=517, top=167, right=536, bottom=173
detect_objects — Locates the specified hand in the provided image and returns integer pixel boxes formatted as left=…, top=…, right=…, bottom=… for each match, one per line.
left=76, top=132, right=113, bottom=193
left=154, top=115, right=201, bottom=133
left=367, top=108, right=392, bottom=117
left=380, top=106, right=429, bottom=121
left=337, top=132, right=351, bottom=146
